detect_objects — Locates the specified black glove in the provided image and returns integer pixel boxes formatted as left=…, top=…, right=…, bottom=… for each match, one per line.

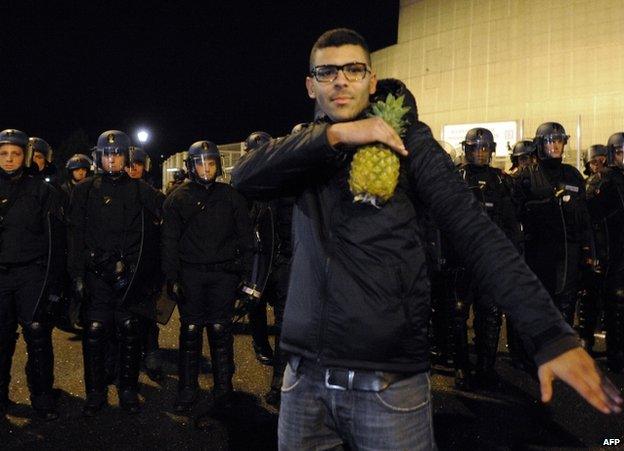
left=167, top=280, right=185, bottom=304
left=72, top=277, right=88, bottom=304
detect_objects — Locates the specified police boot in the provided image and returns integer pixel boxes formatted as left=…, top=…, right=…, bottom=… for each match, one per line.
left=452, top=302, right=472, bottom=390
left=606, top=297, right=624, bottom=373
left=143, top=321, right=163, bottom=383
left=174, top=324, right=202, bottom=412
left=104, top=333, right=119, bottom=386
left=0, top=327, right=18, bottom=415
left=207, top=322, right=234, bottom=409
left=248, top=302, right=273, bottom=366
left=265, top=332, right=286, bottom=407
left=23, top=322, right=58, bottom=421
left=118, top=318, right=142, bottom=414
left=474, top=305, right=502, bottom=390
left=83, top=321, right=108, bottom=417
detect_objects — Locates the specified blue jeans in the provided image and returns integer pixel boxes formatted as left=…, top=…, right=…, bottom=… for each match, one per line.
left=278, top=362, right=436, bottom=450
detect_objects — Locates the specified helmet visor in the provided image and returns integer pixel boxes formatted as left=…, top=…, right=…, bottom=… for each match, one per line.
left=191, top=154, right=218, bottom=182
left=101, top=149, right=127, bottom=174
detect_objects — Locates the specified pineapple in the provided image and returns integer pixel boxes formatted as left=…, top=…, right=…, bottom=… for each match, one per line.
left=348, top=93, right=410, bottom=207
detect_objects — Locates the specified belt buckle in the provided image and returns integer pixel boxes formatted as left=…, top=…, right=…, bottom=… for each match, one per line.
left=324, top=368, right=355, bottom=391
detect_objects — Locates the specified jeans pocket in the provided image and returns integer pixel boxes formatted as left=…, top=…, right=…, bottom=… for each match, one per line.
left=281, top=363, right=304, bottom=393
left=374, top=372, right=430, bottom=412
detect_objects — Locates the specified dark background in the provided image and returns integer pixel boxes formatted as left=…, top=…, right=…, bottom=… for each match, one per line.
left=1, top=1, right=399, bottom=166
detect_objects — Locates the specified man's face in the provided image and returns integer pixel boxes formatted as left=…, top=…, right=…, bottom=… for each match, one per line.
left=589, top=156, right=606, bottom=174
left=466, top=146, right=491, bottom=166
left=101, top=152, right=126, bottom=173
left=72, top=168, right=87, bottom=182
left=306, top=44, right=377, bottom=122
left=0, top=144, right=24, bottom=173
left=32, top=151, right=46, bottom=171
left=517, top=154, right=532, bottom=169
left=614, top=148, right=624, bottom=168
left=195, top=157, right=217, bottom=181
left=543, top=138, right=565, bottom=159
left=126, top=162, right=145, bottom=179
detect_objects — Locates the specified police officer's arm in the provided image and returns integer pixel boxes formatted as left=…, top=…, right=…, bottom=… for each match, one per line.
left=231, top=119, right=404, bottom=200
left=42, top=183, right=66, bottom=291
left=406, top=121, right=622, bottom=414
left=67, top=180, right=89, bottom=279
left=138, top=180, right=165, bottom=220
left=161, top=193, right=182, bottom=282
left=230, top=188, right=255, bottom=281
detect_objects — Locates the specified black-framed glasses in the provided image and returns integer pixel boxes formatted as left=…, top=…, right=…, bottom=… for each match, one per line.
left=310, top=62, right=370, bottom=83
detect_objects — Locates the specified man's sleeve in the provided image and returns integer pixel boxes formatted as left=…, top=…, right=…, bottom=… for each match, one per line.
left=161, top=194, right=182, bottom=281
left=43, top=184, right=66, bottom=290
left=406, top=121, right=579, bottom=365
left=231, top=123, right=345, bottom=200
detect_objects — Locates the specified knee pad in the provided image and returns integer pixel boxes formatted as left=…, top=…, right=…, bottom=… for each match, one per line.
left=23, top=321, right=50, bottom=344
left=208, top=322, right=231, bottom=336
left=180, top=323, right=202, bottom=343
left=85, top=321, right=106, bottom=342
left=119, top=318, right=140, bottom=339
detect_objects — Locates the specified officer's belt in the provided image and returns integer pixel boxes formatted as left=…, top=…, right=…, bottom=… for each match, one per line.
left=291, top=356, right=410, bottom=392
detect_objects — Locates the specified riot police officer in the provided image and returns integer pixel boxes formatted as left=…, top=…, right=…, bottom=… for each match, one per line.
left=242, top=130, right=295, bottom=406
left=577, top=145, right=615, bottom=354
left=0, top=129, right=65, bottom=420
left=68, top=130, right=164, bottom=416
left=162, top=140, right=253, bottom=412
left=513, top=122, right=591, bottom=327
left=242, top=131, right=276, bottom=366
left=452, top=128, right=521, bottom=388
left=125, top=145, right=163, bottom=382
left=61, top=153, right=92, bottom=200
left=509, top=140, right=537, bottom=177
left=28, top=137, right=59, bottom=185
left=601, top=133, right=624, bottom=372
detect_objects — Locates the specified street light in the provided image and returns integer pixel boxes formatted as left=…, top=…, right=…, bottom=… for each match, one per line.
left=137, top=129, right=149, bottom=144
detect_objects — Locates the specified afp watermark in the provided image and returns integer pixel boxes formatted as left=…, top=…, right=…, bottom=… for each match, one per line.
left=603, top=438, right=621, bottom=446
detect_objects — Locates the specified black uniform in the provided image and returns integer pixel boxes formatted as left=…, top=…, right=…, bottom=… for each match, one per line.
left=260, top=196, right=295, bottom=404
left=584, top=167, right=624, bottom=371
left=452, top=164, right=521, bottom=384
left=162, top=179, right=253, bottom=409
left=0, top=169, right=64, bottom=417
left=513, top=159, right=591, bottom=325
left=67, top=173, right=164, bottom=411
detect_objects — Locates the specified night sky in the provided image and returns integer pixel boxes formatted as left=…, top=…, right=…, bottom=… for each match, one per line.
left=2, top=1, right=399, bottom=160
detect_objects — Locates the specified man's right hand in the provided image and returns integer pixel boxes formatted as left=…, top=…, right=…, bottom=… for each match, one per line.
left=72, top=277, right=87, bottom=304
left=167, top=280, right=185, bottom=304
left=327, top=117, right=408, bottom=156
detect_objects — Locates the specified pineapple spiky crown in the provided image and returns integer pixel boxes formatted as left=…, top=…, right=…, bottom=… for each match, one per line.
left=367, top=93, right=410, bottom=137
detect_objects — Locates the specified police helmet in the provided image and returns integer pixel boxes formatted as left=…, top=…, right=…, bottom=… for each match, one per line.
left=533, top=122, right=569, bottom=159
left=94, top=130, right=131, bottom=174
left=66, top=153, right=92, bottom=171
left=185, top=140, right=222, bottom=183
left=461, top=128, right=496, bottom=166
left=587, top=144, right=608, bottom=161
left=0, top=129, right=30, bottom=173
left=28, top=137, right=53, bottom=165
left=606, top=132, right=624, bottom=167
left=243, top=131, right=271, bottom=153
left=128, top=146, right=151, bottom=172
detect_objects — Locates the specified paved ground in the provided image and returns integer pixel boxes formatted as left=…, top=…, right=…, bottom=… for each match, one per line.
left=1, top=310, right=623, bottom=450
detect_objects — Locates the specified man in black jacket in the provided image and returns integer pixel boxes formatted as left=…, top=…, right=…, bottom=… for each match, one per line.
left=68, top=130, right=164, bottom=416
left=162, top=140, right=253, bottom=412
left=231, top=28, right=622, bottom=450
left=0, top=129, right=65, bottom=421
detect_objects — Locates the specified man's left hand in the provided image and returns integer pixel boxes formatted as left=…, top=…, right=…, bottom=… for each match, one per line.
left=538, top=347, right=623, bottom=414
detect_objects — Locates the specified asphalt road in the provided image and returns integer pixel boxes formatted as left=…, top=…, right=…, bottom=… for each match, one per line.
left=2, top=310, right=623, bottom=450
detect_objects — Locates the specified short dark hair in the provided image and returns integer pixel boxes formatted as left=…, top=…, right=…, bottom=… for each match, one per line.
left=309, top=28, right=371, bottom=71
